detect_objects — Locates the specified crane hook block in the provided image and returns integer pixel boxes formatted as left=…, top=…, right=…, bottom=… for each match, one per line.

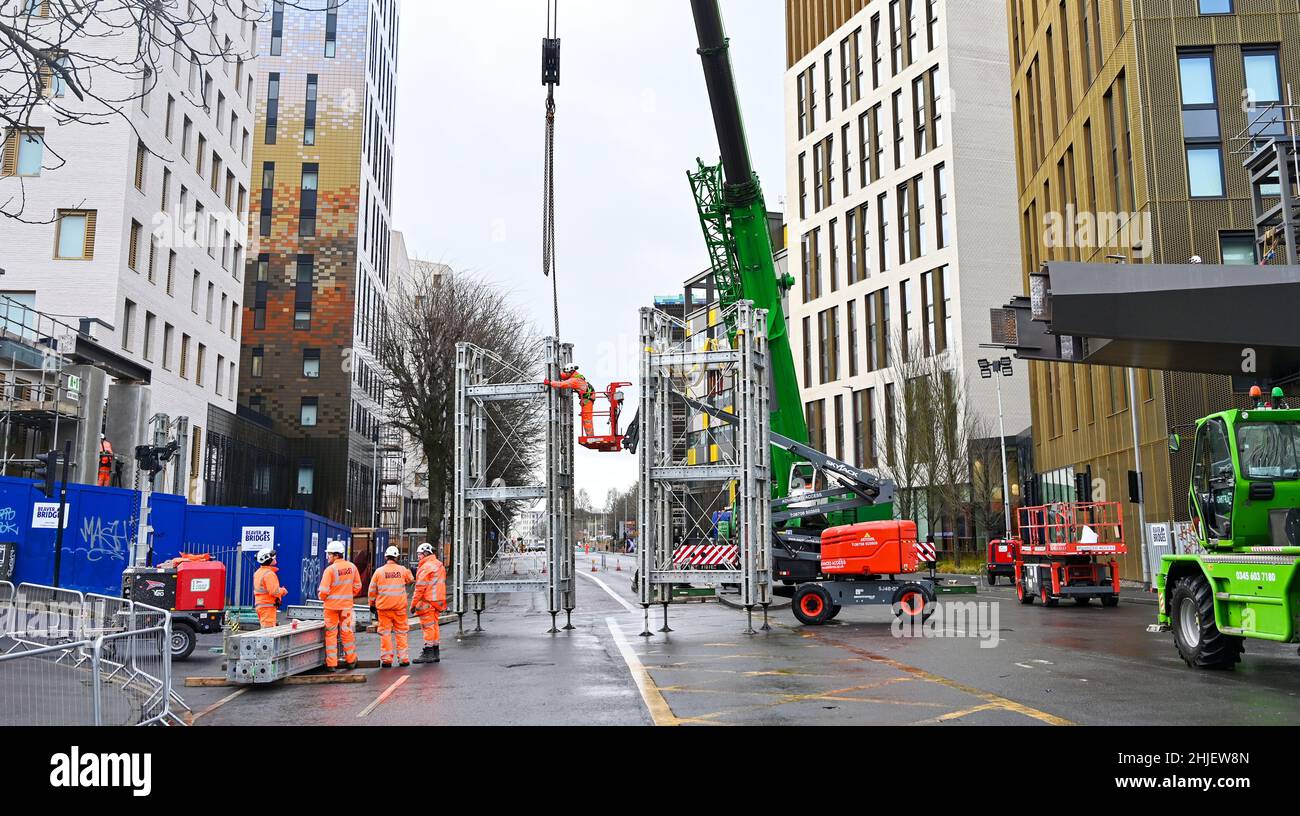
left=542, top=37, right=561, bottom=87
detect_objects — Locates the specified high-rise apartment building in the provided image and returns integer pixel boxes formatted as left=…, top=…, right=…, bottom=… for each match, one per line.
left=240, top=0, right=400, bottom=523
left=785, top=0, right=1030, bottom=543
left=0, top=1, right=257, bottom=501
left=1007, top=0, right=1300, bottom=579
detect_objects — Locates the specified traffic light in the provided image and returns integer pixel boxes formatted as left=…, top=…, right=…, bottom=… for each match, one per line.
left=34, top=450, right=58, bottom=499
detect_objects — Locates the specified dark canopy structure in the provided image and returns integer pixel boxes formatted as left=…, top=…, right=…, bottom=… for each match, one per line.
left=992, top=262, right=1300, bottom=381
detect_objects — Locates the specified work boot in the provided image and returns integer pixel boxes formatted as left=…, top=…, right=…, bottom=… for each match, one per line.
left=399, top=660, right=411, bottom=668
left=414, top=646, right=438, bottom=664
left=380, top=661, right=393, bottom=669
left=324, top=665, right=338, bottom=674
left=344, top=661, right=357, bottom=672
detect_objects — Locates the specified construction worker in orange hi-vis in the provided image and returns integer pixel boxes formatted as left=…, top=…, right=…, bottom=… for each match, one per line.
left=318, top=540, right=361, bottom=672
left=545, top=365, right=596, bottom=437
left=252, top=548, right=288, bottom=629
left=97, top=435, right=114, bottom=487
left=411, top=542, right=446, bottom=664
left=369, top=546, right=415, bottom=668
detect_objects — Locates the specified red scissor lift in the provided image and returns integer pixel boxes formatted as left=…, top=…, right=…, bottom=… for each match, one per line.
left=579, top=381, right=632, bottom=452
left=1014, top=501, right=1126, bottom=608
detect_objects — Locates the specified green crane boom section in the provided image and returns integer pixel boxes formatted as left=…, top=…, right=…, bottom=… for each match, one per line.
left=688, top=0, right=806, bottom=495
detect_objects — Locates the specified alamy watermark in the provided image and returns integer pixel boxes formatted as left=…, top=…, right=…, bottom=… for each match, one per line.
left=891, top=600, right=1001, bottom=648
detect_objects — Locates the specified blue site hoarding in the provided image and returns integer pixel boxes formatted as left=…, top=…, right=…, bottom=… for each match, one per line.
left=0, top=476, right=352, bottom=606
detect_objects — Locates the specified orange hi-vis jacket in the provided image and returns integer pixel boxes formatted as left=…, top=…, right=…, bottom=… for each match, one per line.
left=318, top=560, right=362, bottom=611
left=546, top=371, right=595, bottom=403
left=253, top=565, right=288, bottom=610
left=368, top=561, right=415, bottom=611
left=413, top=555, right=447, bottom=612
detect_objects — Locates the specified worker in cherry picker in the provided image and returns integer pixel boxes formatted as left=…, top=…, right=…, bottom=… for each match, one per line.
left=546, top=365, right=597, bottom=437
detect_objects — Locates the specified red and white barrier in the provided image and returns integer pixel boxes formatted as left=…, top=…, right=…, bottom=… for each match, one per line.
left=671, top=544, right=739, bottom=567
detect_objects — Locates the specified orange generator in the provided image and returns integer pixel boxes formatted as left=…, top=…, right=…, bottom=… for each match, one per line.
left=819, top=521, right=919, bottom=576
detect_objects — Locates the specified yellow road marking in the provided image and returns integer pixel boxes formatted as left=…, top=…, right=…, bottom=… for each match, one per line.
left=357, top=674, right=409, bottom=719
left=191, top=688, right=246, bottom=723
left=606, top=617, right=680, bottom=726
left=799, top=630, right=1075, bottom=726
left=932, top=703, right=1005, bottom=723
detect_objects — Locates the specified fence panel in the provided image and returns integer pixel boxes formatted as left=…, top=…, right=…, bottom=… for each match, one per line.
left=0, top=583, right=179, bottom=726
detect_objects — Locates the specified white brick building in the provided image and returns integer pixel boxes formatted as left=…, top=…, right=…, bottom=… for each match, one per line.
left=0, top=1, right=257, bottom=501
left=785, top=0, right=1030, bottom=537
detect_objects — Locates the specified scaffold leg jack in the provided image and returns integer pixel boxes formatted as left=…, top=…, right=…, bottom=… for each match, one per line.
left=474, top=610, right=483, bottom=633
left=640, top=605, right=652, bottom=638
left=760, top=603, right=771, bottom=632
left=456, top=613, right=465, bottom=639
left=744, top=606, right=756, bottom=635
left=548, top=611, right=559, bottom=634
left=658, top=602, right=672, bottom=633
left=563, top=608, right=574, bottom=630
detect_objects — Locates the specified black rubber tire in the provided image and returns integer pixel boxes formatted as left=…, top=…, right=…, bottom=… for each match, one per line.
left=986, top=572, right=998, bottom=586
left=171, top=622, right=197, bottom=661
left=1040, top=584, right=1059, bottom=607
left=792, top=584, right=834, bottom=626
left=892, top=583, right=936, bottom=622
left=1017, top=578, right=1035, bottom=605
left=1170, top=575, right=1243, bottom=669
left=1073, top=596, right=1091, bottom=606
left=827, top=604, right=843, bottom=621
left=1100, top=594, right=1120, bottom=608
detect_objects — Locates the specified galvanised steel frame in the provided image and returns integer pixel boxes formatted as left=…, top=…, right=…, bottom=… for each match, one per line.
left=453, top=339, right=576, bottom=634
left=636, top=301, right=771, bottom=637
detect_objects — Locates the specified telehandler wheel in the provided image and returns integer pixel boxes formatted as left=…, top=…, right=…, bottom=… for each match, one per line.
left=1170, top=575, right=1243, bottom=670
left=1016, top=579, right=1034, bottom=605
left=985, top=572, right=997, bottom=587
left=827, top=604, right=843, bottom=621
left=792, top=585, right=834, bottom=626
left=1040, top=585, right=1059, bottom=607
left=1100, top=594, right=1120, bottom=608
left=892, top=583, right=935, bottom=623
left=1073, top=596, right=1091, bottom=606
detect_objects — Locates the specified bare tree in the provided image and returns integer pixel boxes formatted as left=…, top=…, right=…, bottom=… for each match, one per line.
left=0, top=0, right=340, bottom=220
left=378, top=268, right=544, bottom=574
left=880, top=334, right=937, bottom=530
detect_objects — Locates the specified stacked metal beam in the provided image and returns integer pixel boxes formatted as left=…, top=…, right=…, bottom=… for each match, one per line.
left=225, top=621, right=326, bottom=684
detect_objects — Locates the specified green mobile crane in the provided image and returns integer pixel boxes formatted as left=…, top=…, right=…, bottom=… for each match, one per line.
left=685, top=1, right=892, bottom=553
left=1157, top=388, right=1300, bottom=668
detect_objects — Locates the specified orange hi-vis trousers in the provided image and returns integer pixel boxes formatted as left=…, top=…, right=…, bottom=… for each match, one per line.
left=256, top=606, right=277, bottom=628
left=376, top=609, right=410, bottom=664
left=323, top=607, right=357, bottom=668
left=416, top=607, right=440, bottom=646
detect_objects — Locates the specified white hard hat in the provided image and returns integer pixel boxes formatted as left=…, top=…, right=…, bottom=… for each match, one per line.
left=326, top=541, right=346, bottom=556
left=417, top=543, right=434, bottom=556
left=256, top=547, right=276, bottom=565
left=384, top=545, right=401, bottom=559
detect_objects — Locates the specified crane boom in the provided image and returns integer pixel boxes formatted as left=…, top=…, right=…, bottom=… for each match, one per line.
left=689, top=0, right=806, bottom=494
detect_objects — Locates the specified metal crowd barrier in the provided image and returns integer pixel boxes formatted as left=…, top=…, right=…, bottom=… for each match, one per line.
left=0, top=581, right=184, bottom=726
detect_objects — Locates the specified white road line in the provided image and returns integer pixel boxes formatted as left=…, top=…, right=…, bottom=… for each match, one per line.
left=605, top=617, right=677, bottom=726
left=577, top=568, right=638, bottom=613
left=357, top=674, right=408, bottom=719
left=191, top=688, right=246, bottom=723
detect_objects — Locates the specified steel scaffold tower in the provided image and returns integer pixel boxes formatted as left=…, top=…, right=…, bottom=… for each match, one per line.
left=636, top=301, right=771, bottom=636
left=453, top=338, right=576, bottom=634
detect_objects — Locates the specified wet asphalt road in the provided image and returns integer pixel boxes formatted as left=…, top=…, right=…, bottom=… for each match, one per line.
left=178, top=553, right=1300, bottom=726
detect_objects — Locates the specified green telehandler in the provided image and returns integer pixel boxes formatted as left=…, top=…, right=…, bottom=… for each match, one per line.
left=1155, top=387, right=1300, bottom=669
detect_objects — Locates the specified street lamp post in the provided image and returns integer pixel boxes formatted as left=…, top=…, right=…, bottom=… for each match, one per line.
left=977, top=358, right=1015, bottom=538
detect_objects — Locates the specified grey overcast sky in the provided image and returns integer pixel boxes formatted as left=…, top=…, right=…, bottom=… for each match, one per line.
left=392, top=1, right=786, bottom=504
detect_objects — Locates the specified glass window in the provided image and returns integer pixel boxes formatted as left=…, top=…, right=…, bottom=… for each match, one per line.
left=1198, top=0, right=1232, bottom=13
left=303, top=349, right=321, bottom=379
left=300, top=399, right=318, bottom=427
left=1220, top=232, right=1256, bottom=265
left=16, top=133, right=43, bottom=176
left=297, top=464, right=315, bottom=495
left=56, top=212, right=87, bottom=259
left=1244, top=50, right=1281, bottom=104
left=1186, top=146, right=1224, bottom=197
left=1178, top=55, right=1215, bottom=106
